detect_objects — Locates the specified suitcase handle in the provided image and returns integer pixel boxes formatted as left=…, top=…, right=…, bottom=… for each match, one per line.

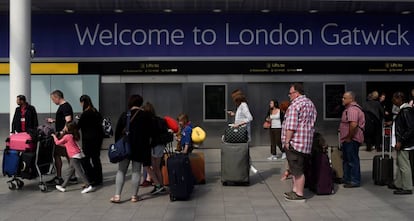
left=21, top=162, right=27, bottom=171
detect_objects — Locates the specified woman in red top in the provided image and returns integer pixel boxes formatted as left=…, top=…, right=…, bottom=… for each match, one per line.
left=52, top=122, right=95, bottom=194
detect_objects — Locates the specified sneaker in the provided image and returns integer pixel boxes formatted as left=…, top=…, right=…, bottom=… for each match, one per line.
left=267, top=155, right=277, bottom=160
left=393, top=189, right=413, bottom=195
left=55, top=185, right=66, bottom=192
left=81, top=185, right=95, bottom=194
left=69, top=177, right=78, bottom=184
left=283, top=191, right=296, bottom=198
left=151, top=186, right=166, bottom=195
left=284, top=193, right=306, bottom=202
left=281, top=153, right=287, bottom=160
left=47, top=176, right=64, bottom=185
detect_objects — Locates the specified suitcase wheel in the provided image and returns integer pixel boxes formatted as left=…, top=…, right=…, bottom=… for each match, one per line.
left=16, top=179, right=24, bottom=189
left=169, top=194, right=176, bottom=202
left=39, top=183, right=47, bottom=192
left=222, top=181, right=228, bottom=186
left=7, top=180, right=17, bottom=190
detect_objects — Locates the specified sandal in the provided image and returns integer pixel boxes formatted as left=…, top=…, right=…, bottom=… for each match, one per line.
left=110, top=195, right=121, bottom=203
left=130, top=195, right=141, bottom=203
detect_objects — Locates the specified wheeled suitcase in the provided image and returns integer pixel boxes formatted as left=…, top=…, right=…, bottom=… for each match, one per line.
left=309, top=153, right=334, bottom=195
left=2, top=149, right=20, bottom=177
left=330, top=146, right=343, bottom=183
left=167, top=153, right=194, bottom=201
left=189, top=152, right=206, bottom=184
left=221, top=142, right=250, bottom=185
left=6, top=132, right=35, bottom=151
left=372, top=126, right=393, bottom=186
left=20, top=151, right=37, bottom=179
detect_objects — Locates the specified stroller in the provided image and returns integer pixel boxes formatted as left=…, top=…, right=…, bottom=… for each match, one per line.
left=2, top=125, right=55, bottom=192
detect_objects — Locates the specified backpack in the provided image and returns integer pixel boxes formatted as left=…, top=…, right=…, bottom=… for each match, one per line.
left=102, top=117, right=113, bottom=138
left=347, top=105, right=377, bottom=137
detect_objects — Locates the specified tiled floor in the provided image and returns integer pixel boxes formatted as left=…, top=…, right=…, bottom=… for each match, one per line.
left=1, top=145, right=413, bottom=221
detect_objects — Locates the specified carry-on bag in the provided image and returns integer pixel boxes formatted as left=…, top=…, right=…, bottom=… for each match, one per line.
left=309, top=152, right=334, bottom=195
left=372, top=126, right=393, bottom=186
left=2, top=149, right=20, bottom=177
left=221, top=142, right=250, bottom=185
left=189, top=152, right=206, bottom=184
left=167, top=153, right=194, bottom=201
left=6, top=132, right=35, bottom=151
left=223, top=126, right=248, bottom=143
left=330, top=146, right=343, bottom=183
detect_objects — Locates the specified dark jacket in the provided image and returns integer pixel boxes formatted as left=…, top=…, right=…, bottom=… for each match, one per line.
left=395, top=106, right=414, bottom=148
left=363, top=100, right=384, bottom=121
left=12, top=104, right=39, bottom=133
left=77, top=108, right=104, bottom=154
left=115, top=109, right=153, bottom=166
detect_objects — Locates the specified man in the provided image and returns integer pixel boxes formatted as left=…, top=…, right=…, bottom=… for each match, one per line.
left=47, top=90, right=74, bottom=185
left=363, top=91, right=384, bottom=151
left=390, top=92, right=414, bottom=195
left=339, top=91, right=365, bottom=188
left=282, top=83, right=317, bottom=202
left=11, top=95, right=39, bottom=133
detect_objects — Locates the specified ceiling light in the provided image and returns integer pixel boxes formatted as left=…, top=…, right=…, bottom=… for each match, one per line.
left=164, top=9, right=172, bottom=13
left=401, top=10, right=411, bottom=15
left=213, top=9, right=222, bottom=13
left=309, top=9, right=318, bottom=14
left=261, top=9, right=270, bottom=13
left=114, top=9, right=124, bottom=13
left=64, top=9, right=75, bottom=14
left=355, top=10, right=365, bottom=14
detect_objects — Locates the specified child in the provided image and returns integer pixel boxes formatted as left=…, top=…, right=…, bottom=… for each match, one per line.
left=52, top=122, right=94, bottom=194
left=177, top=113, right=192, bottom=154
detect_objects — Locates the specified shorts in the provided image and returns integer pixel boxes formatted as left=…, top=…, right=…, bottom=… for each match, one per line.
left=286, top=147, right=309, bottom=177
left=54, top=145, right=68, bottom=157
left=152, top=145, right=165, bottom=158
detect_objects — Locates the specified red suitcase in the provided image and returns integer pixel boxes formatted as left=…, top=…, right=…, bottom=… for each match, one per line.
left=6, top=132, right=35, bottom=151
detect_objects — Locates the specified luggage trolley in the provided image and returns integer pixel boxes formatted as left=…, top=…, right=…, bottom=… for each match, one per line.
left=3, top=127, right=55, bottom=192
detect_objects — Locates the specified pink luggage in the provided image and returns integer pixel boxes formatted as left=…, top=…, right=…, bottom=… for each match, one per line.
left=6, top=132, right=35, bottom=151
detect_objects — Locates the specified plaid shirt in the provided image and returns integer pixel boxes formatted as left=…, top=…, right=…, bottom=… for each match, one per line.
left=282, top=95, right=317, bottom=154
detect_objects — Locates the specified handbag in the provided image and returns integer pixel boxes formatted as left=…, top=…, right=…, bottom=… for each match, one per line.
left=223, top=126, right=248, bottom=143
left=108, top=111, right=137, bottom=163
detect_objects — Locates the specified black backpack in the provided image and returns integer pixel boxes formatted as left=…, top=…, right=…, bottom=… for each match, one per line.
left=153, top=117, right=173, bottom=145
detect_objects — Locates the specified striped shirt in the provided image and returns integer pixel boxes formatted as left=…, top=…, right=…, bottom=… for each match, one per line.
left=282, top=95, right=317, bottom=154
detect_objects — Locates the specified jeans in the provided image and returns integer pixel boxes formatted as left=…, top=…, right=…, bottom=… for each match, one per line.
left=115, top=159, right=142, bottom=196
left=342, top=140, right=361, bottom=186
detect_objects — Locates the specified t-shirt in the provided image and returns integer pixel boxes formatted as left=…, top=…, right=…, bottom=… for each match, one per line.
left=56, top=102, right=73, bottom=132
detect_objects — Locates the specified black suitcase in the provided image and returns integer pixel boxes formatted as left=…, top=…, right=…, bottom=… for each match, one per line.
left=409, top=151, right=414, bottom=185
left=20, top=151, right=37, bottom=179
left=372, top=126, right=393, bottom=186
left=221, top=142, right=250, bottom=186
left=167, top=153, right=194, bottom=201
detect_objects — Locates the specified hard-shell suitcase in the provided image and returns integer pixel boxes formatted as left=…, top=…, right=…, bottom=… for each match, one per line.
left=20, top=151, right=37, bottom=179
left=2, top=149, right=20, bottom=177
left=6, top=132, right=35, bottom=151
left=372, top=126, right=393, bottom=186
left=167, top=154, right=194, bottom=201
left=330, top=146, right=343, bottom=183
left=221, top=142, right=250, bottom=185
left=309, top=153, right=334, bottom=195
left=189, top=152, right=206, bottom=184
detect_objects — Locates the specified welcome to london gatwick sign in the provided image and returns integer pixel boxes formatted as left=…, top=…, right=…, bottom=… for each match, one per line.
left=0, top=14, right=414, bottom=57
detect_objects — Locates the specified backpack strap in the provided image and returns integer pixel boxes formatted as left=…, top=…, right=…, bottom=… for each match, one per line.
left=345, top=105, right=365, bottom=132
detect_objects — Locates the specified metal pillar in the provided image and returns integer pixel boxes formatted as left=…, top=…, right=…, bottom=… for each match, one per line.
left=9, top=0, right=31, bottom=131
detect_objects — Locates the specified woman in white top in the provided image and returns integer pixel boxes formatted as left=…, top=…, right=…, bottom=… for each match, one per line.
left=228, top=93, right=253, bottom=141
left=266, top=99, right=285, bottom=160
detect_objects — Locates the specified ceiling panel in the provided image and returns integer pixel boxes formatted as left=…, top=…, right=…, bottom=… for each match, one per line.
left=1, top=0, right=414, bottom=14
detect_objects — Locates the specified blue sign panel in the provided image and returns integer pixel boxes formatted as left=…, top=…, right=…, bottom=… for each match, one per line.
left=1, top=14, right=414, bottom=58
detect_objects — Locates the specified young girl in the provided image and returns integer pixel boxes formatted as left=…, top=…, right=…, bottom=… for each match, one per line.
left=52, top=122, right=94, bottom=194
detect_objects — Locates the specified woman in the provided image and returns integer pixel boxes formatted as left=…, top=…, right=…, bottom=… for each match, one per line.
left=143, top=102, right=168, bottom=195
left=228, top=93, right=253, bottom=141
left=110, top=94, right=153, bottom=203
left=77, top=95, right=104, bottom=186
left=266, top=99, right=285, bottom=160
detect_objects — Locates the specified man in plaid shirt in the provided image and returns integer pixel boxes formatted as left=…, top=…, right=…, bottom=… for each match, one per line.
left=282, top=83, right=317, bottom=202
